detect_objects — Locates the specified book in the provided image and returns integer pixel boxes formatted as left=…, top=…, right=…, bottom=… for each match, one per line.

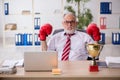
left=105, top=56, right=120, bottom=68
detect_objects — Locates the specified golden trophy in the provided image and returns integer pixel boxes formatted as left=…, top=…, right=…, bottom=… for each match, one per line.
left=86, top=43, right=103, bottom=72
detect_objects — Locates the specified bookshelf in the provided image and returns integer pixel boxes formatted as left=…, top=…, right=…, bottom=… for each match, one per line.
left=98, top=0, right=120, bottom=45
left=2, top=0, right=63, bottom=47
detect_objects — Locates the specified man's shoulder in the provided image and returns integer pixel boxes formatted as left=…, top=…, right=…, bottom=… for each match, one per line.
left=52, top=31, right=64, bottom=38
left=76, top=30, right=91, bottom=37
left=76, top=30, right=87, bottom=34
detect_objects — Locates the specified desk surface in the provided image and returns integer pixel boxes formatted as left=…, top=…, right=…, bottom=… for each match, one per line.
left=0, top=61, right=120, bottom=80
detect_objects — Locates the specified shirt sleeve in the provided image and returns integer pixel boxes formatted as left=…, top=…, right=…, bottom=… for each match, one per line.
left=47, top=35, right=56, bottom=51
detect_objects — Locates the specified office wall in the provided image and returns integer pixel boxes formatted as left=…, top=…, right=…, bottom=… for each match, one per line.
left=0, top=0, right=120, bottom=38
left=0, top=0, right=3, bottom=38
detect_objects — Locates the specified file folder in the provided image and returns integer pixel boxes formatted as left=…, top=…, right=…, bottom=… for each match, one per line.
left=112, top=33, right=120, bottom=44
left=4, top=3, right=9, bottom=15
left=23, top=33, right=27, bottom=46
left=100, top=2, right=112, bottom=14
left=100, top=17, right=106, bottom=29
left=15, top=34, right=19, bottom=45
left=27, top=34, right=32, bottom=45
left=15, top=33, right=33, bottom=46
left=15, top=33, right=23, bottom=46
left=34, top=18, right=40, bottom=30
left=99, top=33, right=105, bottom=44
left=34, top=33, right=40, bottom=45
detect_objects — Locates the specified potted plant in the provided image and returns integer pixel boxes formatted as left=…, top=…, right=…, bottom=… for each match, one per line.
left=64, top=0, right=93, bottom=29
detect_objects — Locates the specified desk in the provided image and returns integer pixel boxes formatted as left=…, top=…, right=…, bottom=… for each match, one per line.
left=0, top=61, right=120, bottom=80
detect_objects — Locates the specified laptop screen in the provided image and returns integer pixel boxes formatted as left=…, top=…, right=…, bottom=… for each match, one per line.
left=24, top=51, right=58, bottom=72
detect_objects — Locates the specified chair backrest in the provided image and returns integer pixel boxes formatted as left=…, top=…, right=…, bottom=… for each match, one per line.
left=52, top=29, right=86, bottom=35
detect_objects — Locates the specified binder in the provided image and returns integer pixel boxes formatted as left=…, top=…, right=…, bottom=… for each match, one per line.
left=27, top=34, right=32, bottom=45
left=99, top=33, right=105, bottom=44
left=15, top=33, right=23, bottom=46
left=100, top=2, right=112, bottom=14
left=27, top=34, right=30, bottom=45
left=21, top=34, right=24, bottom=45
left=23, top=33, right=27, bottom=46
left=15, top=33, right=33, bottom=46
left=19, top=33, right=23, bottom=45
left=34, top=33, right=40, bottom=45
left=29, top=34, right=33, bottom=45
left=100, top=17, right=106, bottom=29
left=34, top=18, right=40, bottom=30
left=4, top=3, right=9, bottom=15
left=119, top=17, right=120, bottom=29
left=18, top=34, right=21, bottom=45
left=15, top=34, right=19, bottom=45
left=112, top=33, right=120, bottom=45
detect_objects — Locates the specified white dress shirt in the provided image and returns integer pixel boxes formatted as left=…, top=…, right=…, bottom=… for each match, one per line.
left=47, top=30, right=94, bottom=61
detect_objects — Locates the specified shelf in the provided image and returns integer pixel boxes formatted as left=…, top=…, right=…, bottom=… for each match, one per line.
left=4, top=13, right=32, bottom=15
left=100, top=29, right=120, bottom=32
left=2, top=0, right=63, bottom=47
left=4, top=29, right=34, bottom=33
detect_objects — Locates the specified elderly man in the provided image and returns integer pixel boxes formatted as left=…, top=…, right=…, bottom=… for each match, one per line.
left=47, top=12, right=94, bottom=61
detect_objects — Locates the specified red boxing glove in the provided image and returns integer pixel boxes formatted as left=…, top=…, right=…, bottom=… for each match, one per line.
left=86, top=23, right=101, bottom=41
left=39, top=23, right=52, bottom=41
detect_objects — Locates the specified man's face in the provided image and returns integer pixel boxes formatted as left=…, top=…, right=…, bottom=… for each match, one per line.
left=62, top=14, right=77, bottom=34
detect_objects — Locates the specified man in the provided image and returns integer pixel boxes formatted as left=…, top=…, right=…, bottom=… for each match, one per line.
left=47, top=12, right=94, bottom=61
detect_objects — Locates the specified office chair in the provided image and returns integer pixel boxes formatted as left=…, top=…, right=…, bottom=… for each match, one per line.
left=52, top=28, right=86, bottom=35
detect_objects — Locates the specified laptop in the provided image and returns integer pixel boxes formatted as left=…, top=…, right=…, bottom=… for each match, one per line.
left=24, top=51, right=58, bottom=72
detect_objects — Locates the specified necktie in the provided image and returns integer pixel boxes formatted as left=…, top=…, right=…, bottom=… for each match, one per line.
left=61, top=34, right=72, bottom=61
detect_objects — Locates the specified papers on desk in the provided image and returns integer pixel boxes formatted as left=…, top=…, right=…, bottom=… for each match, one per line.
left=1, top=59, right=24, bottom=67
left=16, top=59, right=24, bottom=67
left=0, top=59, right=23, bottom=74
left=105, top=56, right=120, bottom=68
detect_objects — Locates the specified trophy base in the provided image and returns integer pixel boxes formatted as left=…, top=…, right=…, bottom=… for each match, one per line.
left=89, top=65, right=99, bottom=72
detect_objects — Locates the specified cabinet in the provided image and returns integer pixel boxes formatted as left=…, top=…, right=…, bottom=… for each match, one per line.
left=98, top=0, right=120, bottom=29
left=2, top=0, right=63, bottom=47
left=98, top=0, right=120, bottom=45
left=98, top=0, right=120, bottom=60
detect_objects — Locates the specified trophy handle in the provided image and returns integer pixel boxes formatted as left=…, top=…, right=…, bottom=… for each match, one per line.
left=97, top=44, right=104, bottom=59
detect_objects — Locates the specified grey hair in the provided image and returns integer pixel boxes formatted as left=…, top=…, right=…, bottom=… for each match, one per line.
left=63, top=12, right=77, bottom=21
left=63, top=12, right=76, bottom=18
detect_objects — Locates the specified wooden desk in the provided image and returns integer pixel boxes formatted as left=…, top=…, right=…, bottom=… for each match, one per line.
left=0, top=61, right=120, bottom=80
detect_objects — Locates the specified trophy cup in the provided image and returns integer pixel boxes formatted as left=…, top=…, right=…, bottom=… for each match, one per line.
left=86, top=43, right=103, bottom=72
